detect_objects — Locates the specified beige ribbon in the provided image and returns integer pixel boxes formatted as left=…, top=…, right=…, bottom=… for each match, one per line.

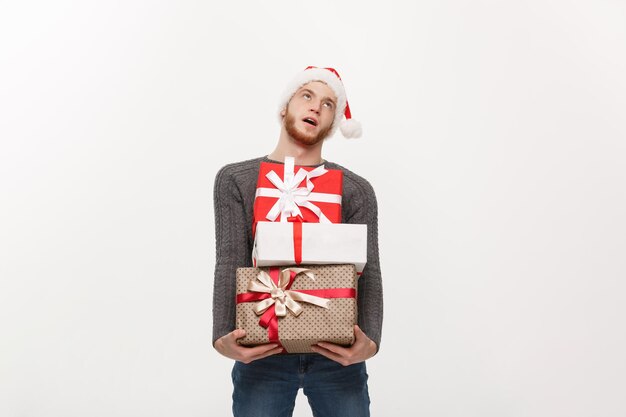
left=248, top=268, right=330, bottom=317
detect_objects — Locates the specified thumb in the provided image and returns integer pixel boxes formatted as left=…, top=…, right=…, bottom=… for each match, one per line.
left=231, top=328, right=246, bottom=340
left=354, top=325, right=365, bottom=338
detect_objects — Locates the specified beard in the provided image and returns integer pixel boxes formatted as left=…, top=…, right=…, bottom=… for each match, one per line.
left=284, top=111, right=333, bottom=147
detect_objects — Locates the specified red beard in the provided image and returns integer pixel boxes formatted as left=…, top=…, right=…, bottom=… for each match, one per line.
left=284, top=112, right=333, bottom=146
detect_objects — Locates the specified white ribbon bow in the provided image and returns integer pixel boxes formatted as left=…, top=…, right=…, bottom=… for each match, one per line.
left=248, top=267, right=330, bottom=317
left=255, top=156, right=341, bottom=223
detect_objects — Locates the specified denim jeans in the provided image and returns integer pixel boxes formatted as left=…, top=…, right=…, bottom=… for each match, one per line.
left=231, top=354, right=370, bottom=417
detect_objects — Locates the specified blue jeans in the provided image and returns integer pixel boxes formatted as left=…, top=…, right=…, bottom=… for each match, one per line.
left=231, top=354, right=370, bottom=417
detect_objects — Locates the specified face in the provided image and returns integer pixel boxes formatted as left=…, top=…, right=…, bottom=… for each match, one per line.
left=281, top=81, right=337, bottom=146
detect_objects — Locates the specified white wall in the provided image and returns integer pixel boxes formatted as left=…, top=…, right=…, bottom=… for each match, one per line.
left=1, top=1, right=625, bottom=416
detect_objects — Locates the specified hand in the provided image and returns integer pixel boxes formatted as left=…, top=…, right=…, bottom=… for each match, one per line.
left=213, top=329, right=283, bottom=364
left=310, top=325, right=377, bottom=366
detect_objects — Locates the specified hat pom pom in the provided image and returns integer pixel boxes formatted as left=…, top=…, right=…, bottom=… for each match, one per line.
left=340, top=119, right=362, bottom=139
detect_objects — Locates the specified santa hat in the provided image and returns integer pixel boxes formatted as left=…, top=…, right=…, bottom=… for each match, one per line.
left=278, top=66, right=362, bottom=139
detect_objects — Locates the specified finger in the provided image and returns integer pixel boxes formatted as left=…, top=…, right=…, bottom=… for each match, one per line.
left=353, top=326, right=374, bottom=350
left=238, top=343, right=280, bottom=356
left=251, top=346, right=284, bottom=361
left=311, top=345, right=347, bottom=365
left=316, top=341, right=350, bottom=356
left=230, top=329, right=246, bottom=340
left=354, top=325, right=367, bottom=340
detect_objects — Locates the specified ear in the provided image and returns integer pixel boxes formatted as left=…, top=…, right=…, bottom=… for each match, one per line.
left=280, top=108, right=286, bottom=117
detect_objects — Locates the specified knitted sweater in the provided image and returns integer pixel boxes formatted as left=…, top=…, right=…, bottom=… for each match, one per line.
left=212, top=156, right=383, bottom=350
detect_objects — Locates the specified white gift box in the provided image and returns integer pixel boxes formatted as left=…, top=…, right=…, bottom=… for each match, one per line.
left=252, top=222, right=367, bottom=273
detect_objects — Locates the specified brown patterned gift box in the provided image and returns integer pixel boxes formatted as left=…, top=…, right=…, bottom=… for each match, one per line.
left=235, top=264, right=358, bottom=353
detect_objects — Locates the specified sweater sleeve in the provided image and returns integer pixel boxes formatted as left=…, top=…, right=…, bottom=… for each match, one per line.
left=212, top=165, right=250, bottom=346
left=345, top=178, right=384, bottom=352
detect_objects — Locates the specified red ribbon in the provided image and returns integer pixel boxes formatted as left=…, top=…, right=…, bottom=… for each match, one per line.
left=236, top=267, right=356, bottom=347
left=293, top=222, right=302, bottom=265
left=259, top=268, right=287, bottom=344
left=286, top=216, right=303, bottom=265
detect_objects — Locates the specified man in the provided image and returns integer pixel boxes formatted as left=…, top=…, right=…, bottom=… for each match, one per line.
left=212, top=67, right=383, bottom=417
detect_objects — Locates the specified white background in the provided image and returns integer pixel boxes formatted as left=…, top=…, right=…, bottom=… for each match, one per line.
left=1, top=1, right=625, bottom=416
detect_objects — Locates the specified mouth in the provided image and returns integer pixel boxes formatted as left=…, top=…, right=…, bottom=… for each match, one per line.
left=302, top=117, right=318, bottom=126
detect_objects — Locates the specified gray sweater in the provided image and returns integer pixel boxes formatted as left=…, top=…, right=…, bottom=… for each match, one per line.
left=212, top=156, right=383, bottom=350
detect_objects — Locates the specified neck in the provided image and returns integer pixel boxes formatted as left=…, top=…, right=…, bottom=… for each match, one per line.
left=268, top=127, right=324, bottom=166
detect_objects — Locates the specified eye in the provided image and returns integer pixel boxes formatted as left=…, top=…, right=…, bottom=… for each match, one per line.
left=303, top=93, right=311, bottom=100
left=323, top=101, right=334, bottom=109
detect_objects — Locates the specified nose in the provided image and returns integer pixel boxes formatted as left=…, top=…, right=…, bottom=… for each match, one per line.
left=309, top=100, right=322, bottom=114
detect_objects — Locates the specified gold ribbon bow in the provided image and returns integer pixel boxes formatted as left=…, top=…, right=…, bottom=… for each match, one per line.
left=248, top=268, right=330, bottom=317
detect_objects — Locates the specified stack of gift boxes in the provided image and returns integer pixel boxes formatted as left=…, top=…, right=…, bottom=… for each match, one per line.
left=235, top=157, right=367, bottom=353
